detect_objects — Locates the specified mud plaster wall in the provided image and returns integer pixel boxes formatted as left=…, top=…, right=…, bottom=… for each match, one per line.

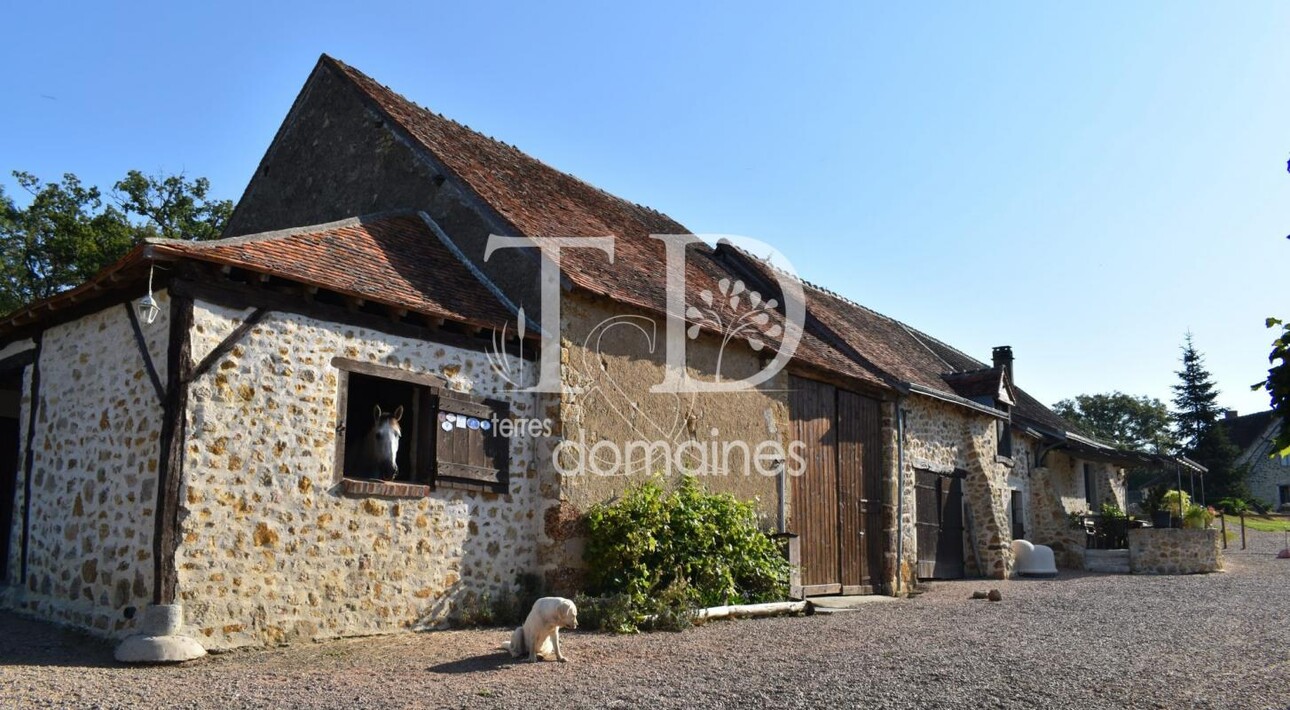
left=3, top=293, right=171, bottom=637
left=545, top=294, right=785, bottom=591
left=900, top=397, right=1016, bottom=581
left=175, top=302, right=541, bottom=650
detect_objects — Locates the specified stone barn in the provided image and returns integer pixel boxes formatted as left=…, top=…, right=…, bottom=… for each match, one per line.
left=0, top=54, right=1188, bottom=650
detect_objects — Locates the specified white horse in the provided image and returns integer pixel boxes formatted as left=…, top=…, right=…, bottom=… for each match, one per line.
left=363, top=404, right=403, bottom=480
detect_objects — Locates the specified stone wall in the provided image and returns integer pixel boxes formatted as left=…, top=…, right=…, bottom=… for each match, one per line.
left=1026, top=453, right=1124, bottom=570
left=175, top=302, right=543, bottom=649
left=900, top=397, right=1016, bottom=581
left=3, top=294, right=170, bottom=636
left=1128, top=528, right=1222, bottom=574
left=1234, top=417, right=1287, bottom=509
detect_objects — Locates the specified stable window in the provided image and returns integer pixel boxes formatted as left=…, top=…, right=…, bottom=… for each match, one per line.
left=332, top=358, right=510, bottom=493
left=1280, top=485, right=1289, bottom=506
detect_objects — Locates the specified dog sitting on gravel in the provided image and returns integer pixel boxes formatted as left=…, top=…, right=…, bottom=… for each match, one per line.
left=501, top=597, right=578, bottom=662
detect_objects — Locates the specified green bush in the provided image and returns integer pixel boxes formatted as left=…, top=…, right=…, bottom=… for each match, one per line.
left=1161, top=489, right=1192, bottom=518
left=582, top=476, right=789, bottom=632
left=1182, top=503, right=1215, bottom=530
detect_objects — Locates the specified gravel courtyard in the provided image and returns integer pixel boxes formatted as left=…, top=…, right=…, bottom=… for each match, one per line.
left=2, top=538, right=1287, bottom=710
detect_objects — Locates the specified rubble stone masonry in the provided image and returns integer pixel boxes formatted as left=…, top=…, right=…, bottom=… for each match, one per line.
left=174, top=301, right=541, bottom=649
left=3, top=293, right=171, bottom=637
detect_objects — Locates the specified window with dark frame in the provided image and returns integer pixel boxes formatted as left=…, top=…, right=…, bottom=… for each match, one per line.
left=333, top=358, right=511, bottom=494
left=1010, top=489, right=1025, bottom=540
left=996, top=416, right=1012, bottom=459
left=1083, top=463, right=1097, bottom=509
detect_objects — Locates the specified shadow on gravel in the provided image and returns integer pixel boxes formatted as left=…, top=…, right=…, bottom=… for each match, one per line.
left=427, top=652, right=516, bottom=674
left=0, top=611, right=118, bottom=669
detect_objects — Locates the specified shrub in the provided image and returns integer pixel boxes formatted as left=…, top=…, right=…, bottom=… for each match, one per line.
left=1215, top=497, right=1250, bottom=515
left=1182, top=503, right=1215, bottom=530
left=1160, top=489, right=1191, bottom=518
left=582, top=476, right=789, bottom=632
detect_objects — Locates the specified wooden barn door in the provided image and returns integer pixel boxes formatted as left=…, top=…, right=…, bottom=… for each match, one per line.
left=915, top=470, right=966, bottom=579
left=790, top=376, right=839, bottom=595
left=790, top=376, right=885, bottom=595
left=837, top=390, right=883, bottom=594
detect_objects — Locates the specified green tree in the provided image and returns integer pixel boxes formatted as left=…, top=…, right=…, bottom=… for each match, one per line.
left=1171, top=332, right=1222, bottom=450
left=1190, top=423, right=1248, bottom=501
left=1052, top=392, right=1176, bottom=453
left=1252, top=317, right=1290, bottom=456
left=0, top=170, right=231, bottom=315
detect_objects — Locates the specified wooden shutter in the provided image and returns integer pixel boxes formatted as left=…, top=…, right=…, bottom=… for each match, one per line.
left=432, top=390, right=510, bottom=492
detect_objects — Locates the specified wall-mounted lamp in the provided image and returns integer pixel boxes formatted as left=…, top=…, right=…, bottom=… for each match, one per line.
left=137, top=263, right=160, bottom=325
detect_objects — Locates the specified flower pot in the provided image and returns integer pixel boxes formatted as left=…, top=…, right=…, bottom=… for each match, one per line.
left=1151, top=510, right=1172, bottom=528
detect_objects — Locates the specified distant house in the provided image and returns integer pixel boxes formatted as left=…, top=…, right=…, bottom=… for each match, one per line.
left=1221, top=410, right=1289, bottom=510
left=0, top=55, right=1198, bottom=649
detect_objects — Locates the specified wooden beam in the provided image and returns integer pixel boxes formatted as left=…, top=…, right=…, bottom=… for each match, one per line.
left=0, top=348, right=36, bottom=373
left=153, top=295, right=193, bottom=605
left=124, top=303, right=166, bottom=404
left=171, top=278, right=533, bottom=360
left=187, top=308, right=267, bottom=383
left=19, top=332, right=42, bottom=586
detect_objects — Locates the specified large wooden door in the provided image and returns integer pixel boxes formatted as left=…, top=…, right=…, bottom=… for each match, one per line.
left=915, top=469, right=966, bottom=579
left=790, top=376, right=884, bottom=595
left=790, top=377, right=839, bottom=594
left=837, top=390, right=883, bottom=593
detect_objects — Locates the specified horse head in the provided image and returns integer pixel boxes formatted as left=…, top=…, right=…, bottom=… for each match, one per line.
left=368, top=404, right=403, bottom=480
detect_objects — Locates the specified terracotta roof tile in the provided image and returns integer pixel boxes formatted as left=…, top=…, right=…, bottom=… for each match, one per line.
left=151, top=212, right=516, bottom=331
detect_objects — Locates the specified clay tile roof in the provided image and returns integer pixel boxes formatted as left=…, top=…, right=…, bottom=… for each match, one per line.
left=324, top=56, right=701, bottom=318
left=149, top=212, right=516, bottom=331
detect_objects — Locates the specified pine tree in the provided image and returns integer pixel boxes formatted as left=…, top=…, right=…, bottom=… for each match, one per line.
left=1171, top=332, right=1221, bottom=451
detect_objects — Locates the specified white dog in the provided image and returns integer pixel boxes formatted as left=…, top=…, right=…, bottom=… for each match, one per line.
left=501, top=597, right=578, bottom=662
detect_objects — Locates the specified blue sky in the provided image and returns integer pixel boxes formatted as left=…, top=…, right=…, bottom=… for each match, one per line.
left=2, top=2, right=1286, bottom=415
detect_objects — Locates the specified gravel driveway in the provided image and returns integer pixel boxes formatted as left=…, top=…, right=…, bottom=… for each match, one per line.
left=3, top=539, right=1288, bottom=710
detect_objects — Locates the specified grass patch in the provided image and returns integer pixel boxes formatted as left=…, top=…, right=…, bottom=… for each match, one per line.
left=1222, top=514, right=1290, bottom=533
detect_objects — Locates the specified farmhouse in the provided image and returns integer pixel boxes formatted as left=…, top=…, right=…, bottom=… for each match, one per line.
left=0, top=55, right=1193, bottom=650
left=1221, top=410, right=1289, bottom=511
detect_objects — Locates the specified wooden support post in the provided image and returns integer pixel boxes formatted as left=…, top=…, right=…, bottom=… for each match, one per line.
left=152, top=295, right=194, bottom=605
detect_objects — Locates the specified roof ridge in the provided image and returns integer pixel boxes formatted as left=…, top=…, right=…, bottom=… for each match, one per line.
left=323, top=55, right=687, bottom=234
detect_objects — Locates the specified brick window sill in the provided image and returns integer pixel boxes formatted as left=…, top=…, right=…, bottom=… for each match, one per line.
left=339, top=477, right=508, bottom=498
left=340, top=478, right=431, bottom=499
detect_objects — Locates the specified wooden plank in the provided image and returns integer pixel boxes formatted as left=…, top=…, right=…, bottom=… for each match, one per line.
left=800, top=583, right=843, bottom=597
left=330, top=357, right=448, bottom=390
left=332, top=369, right=350, bottom=484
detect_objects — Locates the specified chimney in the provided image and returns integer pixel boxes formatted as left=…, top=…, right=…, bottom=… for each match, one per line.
left=1224, top=409, right=1238, bottom=420
left=992, top=346, right=1014, bottom=384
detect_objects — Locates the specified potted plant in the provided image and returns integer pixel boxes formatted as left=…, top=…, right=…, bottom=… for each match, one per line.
left=1182, top=503, right=1215, bottom=530
left=1159, top=489, right=1191, bottom=529
left=1140, top=486, right=1171, bottom=528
